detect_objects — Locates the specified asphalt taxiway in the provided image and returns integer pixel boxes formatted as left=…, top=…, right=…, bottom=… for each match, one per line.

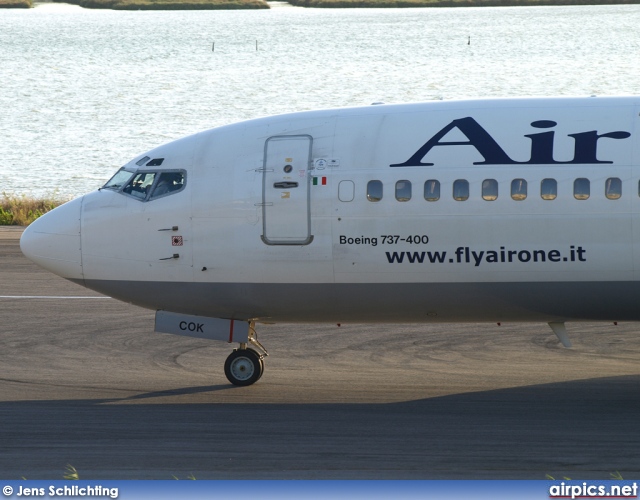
left=0, top=227, right=639, bottom=479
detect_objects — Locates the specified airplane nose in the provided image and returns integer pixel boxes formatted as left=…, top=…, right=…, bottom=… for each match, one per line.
left=20, top=196, right=84, bottom=281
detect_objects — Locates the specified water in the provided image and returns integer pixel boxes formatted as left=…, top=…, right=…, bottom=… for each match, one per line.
left=1, top=3, right=639, bottom=197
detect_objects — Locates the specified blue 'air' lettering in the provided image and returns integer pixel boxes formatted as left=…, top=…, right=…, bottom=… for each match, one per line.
left=390, top=117, right=631, bottom=167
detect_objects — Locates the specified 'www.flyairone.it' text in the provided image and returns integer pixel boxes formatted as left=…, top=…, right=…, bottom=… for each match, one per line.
left=385, top=246, right=586, bottom=266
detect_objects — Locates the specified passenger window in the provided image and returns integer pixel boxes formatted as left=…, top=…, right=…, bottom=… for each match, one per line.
left=395, top=180, right=412, bottom=202
left=605, top=177, right=622, bottom=200
left=150, top=171, right=185, bottom=200
left=541, top=178, right=557, bottom=200
left=511, top=179, right=527, bottom=201
left=453, top=180, right=469, bottom=201
left=338, top=180, right=355, bottom=202
left=424, top=180, right=440, bottom=201
left=482, top=179, right=498, bottom=201
left=122, top=172, right=156, bottom=200
left=574, top=178, right=590, bottom=200
left=367, top=180, right=383, bottom=202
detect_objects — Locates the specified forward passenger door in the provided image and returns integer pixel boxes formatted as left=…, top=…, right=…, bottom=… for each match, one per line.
left=261, top=135, right=313, bottom=245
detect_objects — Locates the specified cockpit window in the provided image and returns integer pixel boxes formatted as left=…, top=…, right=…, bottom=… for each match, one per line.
left=123, top=172, right=157, bottom=200
left=103, top=168, right=186, bottom=202
left=149, top=171, right=185, bottom=200
left=103, top=168, right=135, bottom=191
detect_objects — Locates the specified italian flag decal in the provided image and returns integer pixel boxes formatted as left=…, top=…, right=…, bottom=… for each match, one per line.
left=313, top=176, right=327, bottom=186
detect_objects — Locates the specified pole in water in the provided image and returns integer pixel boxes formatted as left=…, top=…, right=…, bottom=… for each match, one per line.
left=468, top=36, right=471, bottom=45
left=256, top=40, right=258, bottom=51
left=212, top=41, right=215, bottom=52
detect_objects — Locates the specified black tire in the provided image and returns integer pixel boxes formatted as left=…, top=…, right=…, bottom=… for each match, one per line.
left=224, top=349, right=263, bottom=386
left=246, top=348, right=265, bottom=380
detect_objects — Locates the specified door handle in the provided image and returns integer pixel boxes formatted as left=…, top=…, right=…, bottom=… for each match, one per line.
left=273, top=182, right=299, bottom=189
left=160, top=254, right=180, bottom=261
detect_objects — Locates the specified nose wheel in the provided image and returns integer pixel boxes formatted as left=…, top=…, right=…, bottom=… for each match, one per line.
left=224, top=348, right=264, bottom=386
left=224, top=322, right=268, bottom=386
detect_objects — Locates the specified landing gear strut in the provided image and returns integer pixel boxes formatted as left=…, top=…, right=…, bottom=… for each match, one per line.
left=224, top=321, right=268, bottom=386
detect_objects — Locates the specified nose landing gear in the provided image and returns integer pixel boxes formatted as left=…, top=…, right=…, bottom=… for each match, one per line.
left=224, top=322, right=268, bottom=386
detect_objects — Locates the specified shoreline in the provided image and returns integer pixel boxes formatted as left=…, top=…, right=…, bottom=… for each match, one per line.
left=50, top=0, right=269, bottom=8
left=3, top=0, right=640, bottom=8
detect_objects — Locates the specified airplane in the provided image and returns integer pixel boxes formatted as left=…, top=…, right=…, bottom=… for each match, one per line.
left=20, top=96, right=640, bottom=386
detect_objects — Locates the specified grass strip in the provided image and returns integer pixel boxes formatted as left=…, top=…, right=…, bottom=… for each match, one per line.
left=53, top=0, right=269, bottom=9
left=0, top=193, right=68, bottom=226
left=0, top=0, right=31, bottom=7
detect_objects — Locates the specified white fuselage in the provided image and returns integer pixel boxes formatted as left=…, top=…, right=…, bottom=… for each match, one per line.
left=21, top=96, right=640, bottom=323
